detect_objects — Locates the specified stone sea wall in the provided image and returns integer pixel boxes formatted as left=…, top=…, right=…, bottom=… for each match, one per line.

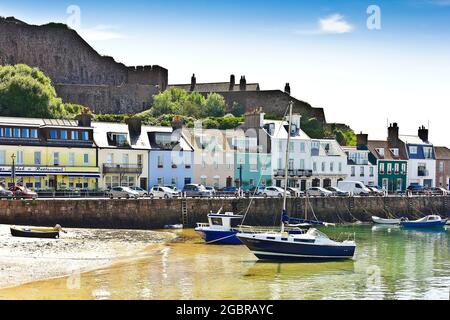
left=0, top=196, right=449, bottom=230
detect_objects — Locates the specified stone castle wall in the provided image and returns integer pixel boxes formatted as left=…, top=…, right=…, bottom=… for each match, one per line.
left=0, top=18, right=168, bottom=113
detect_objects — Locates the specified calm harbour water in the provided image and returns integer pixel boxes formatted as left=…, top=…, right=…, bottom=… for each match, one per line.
left=0, top=224, right=449, bottom=300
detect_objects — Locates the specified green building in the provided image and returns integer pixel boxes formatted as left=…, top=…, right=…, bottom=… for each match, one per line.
left=368, top=139, right=408, bottom=192
left=234, top=152, right=272, bottom=190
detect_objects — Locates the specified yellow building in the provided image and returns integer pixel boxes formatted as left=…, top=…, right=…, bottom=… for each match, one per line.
left=0, top=116, right=100, bottom=190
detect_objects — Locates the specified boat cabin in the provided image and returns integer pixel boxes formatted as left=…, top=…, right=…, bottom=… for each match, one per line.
left=196, top=212, right=243, bottom=231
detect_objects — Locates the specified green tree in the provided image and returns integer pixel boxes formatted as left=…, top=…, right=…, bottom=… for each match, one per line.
left=231, top=102, right=245, bottom=117
left=202, top=93, right=225, bottom=117
left=302, top=117, right=324, bottom=139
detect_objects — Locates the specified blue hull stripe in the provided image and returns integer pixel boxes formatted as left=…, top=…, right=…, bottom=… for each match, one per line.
left=197, top=230, right=242, bottom=245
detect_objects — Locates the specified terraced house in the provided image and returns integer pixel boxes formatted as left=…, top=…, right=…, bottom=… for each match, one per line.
left=435, top=146, right=450, bottom=190
left=367, top=123, right=408, bottom=192
left=0, top=114, right=99, bottom=190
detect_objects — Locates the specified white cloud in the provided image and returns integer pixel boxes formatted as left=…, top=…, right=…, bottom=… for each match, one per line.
left=318, top=14, right=353, bottom=34
left=77, top=25, right=125, bottom=41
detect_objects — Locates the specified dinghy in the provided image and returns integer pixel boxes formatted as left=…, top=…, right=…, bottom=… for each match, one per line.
left=372, top=216, right=407, bottom=225
left=10, top=224, right=66, bottom=239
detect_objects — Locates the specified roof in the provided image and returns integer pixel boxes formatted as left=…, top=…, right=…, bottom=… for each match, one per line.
left=92, top=122, right=150, bottom=149
left=367, top=140, right=408, bottom=160
left=0, top=116, right=83, bottom=128
left=399, top=134, right=430, bottom=145
left=182, top=127, right=237, bottom=152
left=168, top=82, right=260, bottom=93
left=262, top=119, right=310, bottom=140
left=435, top=146, right=450, bottom=160
left=312, top=139, right=346, bottom=157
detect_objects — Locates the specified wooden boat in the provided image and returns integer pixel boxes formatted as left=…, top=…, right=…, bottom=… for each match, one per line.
left=10, top=225, right=65, bottom=239
left=372, top=216, right=407, bottom=225
left=400, top=215, right=447, bottom=228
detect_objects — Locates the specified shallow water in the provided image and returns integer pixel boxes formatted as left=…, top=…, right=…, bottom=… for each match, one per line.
left=0, top=225, right=449, bottom=300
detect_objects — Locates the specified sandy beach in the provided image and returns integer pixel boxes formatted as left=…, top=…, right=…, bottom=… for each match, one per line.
left=0, top=224, right=175, bottom=289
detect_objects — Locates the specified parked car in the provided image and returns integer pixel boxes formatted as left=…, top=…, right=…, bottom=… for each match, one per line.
left=130, top=186, right=148, bottom=197
left=366, top=186, right=385, bottom=196
left=244, top=186, right=261, bottom=197
left=149, top=186, right=179, bottom=199
left=325, top=186, right=350, bottom=197
left=260, top=186, right=288, bottom=198
left=337, top=181, right=371, bottom=196
left=182, top=184, right=213, bottom=198
left=221, top=186, right=239, bottom=197
left=165, top=185, right=181, bottom=196
left=306, top=187, right=333, bottom=197
left=0, top=185, right=14, bottom=199
left=287, top=187, right=304, bottom=197
left=9, top=186, right=38, bottom=199
left=205, top=186, right=217, bottom=196
left=428, top=187, right=448, bottom=196
left=407, top=184, right=425, bottom=195
left=109, top=186, right=140, bottom=199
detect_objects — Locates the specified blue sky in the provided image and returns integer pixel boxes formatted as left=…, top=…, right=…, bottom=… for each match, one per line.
left=1, top=0, right=450, bottom=146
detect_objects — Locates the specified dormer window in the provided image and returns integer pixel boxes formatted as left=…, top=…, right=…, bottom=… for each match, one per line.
left=30, top=129, right=38, bottom=139
left=409, top=146, right=417, bottom=155
left=111, top=133, right=127, bottom=146
left=81, top=131, right=89, bottom=141
left=61, top=130, right=68, bottom=139
left=376, top=148, right=385, bottom=156
left=50, top=129, right=58, bottom=139
left=71, top=131, right=79, bottom=140
left=390, top=148, right=399, bottom=157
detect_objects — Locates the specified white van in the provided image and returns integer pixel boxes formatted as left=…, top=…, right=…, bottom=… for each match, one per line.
left=337, top=181, right=371, bottom=196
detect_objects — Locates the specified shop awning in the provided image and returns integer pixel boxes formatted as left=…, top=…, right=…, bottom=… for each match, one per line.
left=0, top=172, right=47, bottom=177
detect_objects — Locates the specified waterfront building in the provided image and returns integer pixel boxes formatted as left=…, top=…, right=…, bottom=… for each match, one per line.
left=310, top=138, right=347, bottom=188
left=400, top=126, right=436, bottom=188
left=263, top=114, right=313, bottom=190
left=434, top=146, right=450, bottom=190
left=147, top=126, right=193, bottom=190
left=184, top=125, right=238, bottom=189
left=343, top=133, right=378, bottom=187
left=92, top=118, right=149, bottom=190
left=367, top=123, right=408, bottom=192
left=0, top=114, right=99, bottom=190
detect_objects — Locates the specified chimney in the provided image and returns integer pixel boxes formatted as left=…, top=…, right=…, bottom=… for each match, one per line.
left=239, top=76, right=247, bottom=91
left=76, top=108, right=92, bottom=127
left=229, top=74, right=235, bottom=91
left=356, top=132, right=368, bottom=150
left=127, top=117, right=142, bottom=138
left=284, top=83, right=291, bottom=95
left=190, top=73, right=196, bottom=91
left=418, top=125, right=429, bottom=143
left=387, top=122, right=399, bottom=147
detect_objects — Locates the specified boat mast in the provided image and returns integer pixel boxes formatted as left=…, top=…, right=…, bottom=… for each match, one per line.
left=281, top=101, right=293, bottom=233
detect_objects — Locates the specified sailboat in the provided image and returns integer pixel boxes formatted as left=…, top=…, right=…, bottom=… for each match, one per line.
left=237, top=102, right=356, bottom=261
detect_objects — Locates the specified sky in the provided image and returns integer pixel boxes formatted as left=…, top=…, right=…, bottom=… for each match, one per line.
left=1, top=0, right=449, bottom=146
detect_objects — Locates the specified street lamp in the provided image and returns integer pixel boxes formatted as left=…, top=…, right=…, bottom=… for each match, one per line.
left=11, top=153, right=16, bottom=187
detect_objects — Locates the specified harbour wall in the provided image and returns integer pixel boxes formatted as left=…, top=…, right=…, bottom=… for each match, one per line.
left=0, top=196, right=449, bottom=229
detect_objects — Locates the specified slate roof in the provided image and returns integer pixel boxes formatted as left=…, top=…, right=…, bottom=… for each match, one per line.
left=367, top=140, right=408, bottom=160
left=435, top=146, right=450, bottom=160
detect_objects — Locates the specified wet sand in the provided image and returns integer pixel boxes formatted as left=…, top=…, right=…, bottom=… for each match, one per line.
left=0, top=224, right=174, bottom=289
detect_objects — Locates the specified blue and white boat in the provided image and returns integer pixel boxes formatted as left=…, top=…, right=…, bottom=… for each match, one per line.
left=195, top=209, right=244, bottom=245
left=400, top=215, right=448, bottom=228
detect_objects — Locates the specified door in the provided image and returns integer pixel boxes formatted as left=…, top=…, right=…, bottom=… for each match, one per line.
left=48, top=176, right=57, bottom=190
left=140, top=178, right=147, bottom=190
left=424, top=179, right=432, bottom=188
left=300, top=180, right=306, bottom=191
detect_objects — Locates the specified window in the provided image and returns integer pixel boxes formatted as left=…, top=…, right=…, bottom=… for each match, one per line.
left=81, top=131, right=89, bottom=141
left=351, top=166, right=356, bottom=176
left=16, top=150, right=24, bottom=165
left=21, top=128, right=29, bottom=138
left=34, top=151, right=41, bottom=165
left=83, top=153, right=89, bottom=165
left=171, top=177, right=177, bottom=186
left=409, top=146, right=417, bottom=154
left=360, top=166, right=364, bottom=177
left=0, top=128, right=3, bottom=137
left=5, top=128, right=11, bottom=138
left=158, top=155, right=164, bottom=168
left=69, top=153, right=75, bottom=166
left=370, top=166, right=374, bottom=177
left=13, top=128, right=20, bottom=138
left=288, top=159, right=294, bottom=170
left=387, top=163, right=392, bottom=174
left=396, top=179, right=403, bottom=191
left=0, top=150, right=5, bottom=164
left=50, top=130, right=58, bottom=139
left=61, top=130, right=68, bottom=140
left=379, top=163, right=385, bottom=174
left=439, top=161, right=444, bottom=173
left=249, top=179, right=255, bottom=186
left=289, top=142, right=294, bottom=152
left=137, top=154, right=143, bottom=167
left=107, top=153, right=114, bottom=164
left=330, top=162, right=334, bottom=172
left=321, top=162, right=325, bottom=172
left=390, top=148, right=399, bottom=157
left=277, top=158, right=282, bottom=170
left=313, top=162, right=317, bottom=171
left=122, top=154, right=129, bottom=164
left=401, top=163, right=406, bottom=173
left=53, top=152, right=59, bottom=166
left=394, top=163, right=399, bottom=174
left=71, top=131, right=79, bottom=140
left=299, top=159, right=305, bottom=170
left=300, top=142, right=306, bottom=153
left=250, top=162, right=258, bottom=172
left=376, top=148, right=385, bottom=157
left=30, top=129, right=38, bottom=138
left=339, top=162, right=342, bottom=172
left=423, top=147, right=433, bottom=159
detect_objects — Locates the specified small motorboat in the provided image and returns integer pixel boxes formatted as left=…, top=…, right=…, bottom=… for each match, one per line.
left=372, top=216, right=407, bottom=225
left=10, top=224, right=66, bottom=239
left=400, top=215, right=448, bottom=228
left=164, top=224, right=183, bottom=229
left=195, top=209, right=243, bottom=245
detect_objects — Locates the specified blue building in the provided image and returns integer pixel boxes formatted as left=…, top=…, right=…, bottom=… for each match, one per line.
left=146, top=127, right=193, bottom=190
